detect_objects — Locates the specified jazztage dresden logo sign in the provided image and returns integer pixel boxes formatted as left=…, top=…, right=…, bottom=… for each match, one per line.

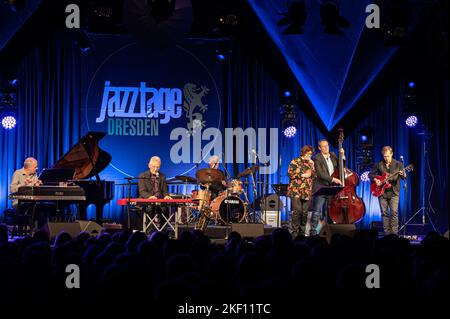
left=96, top=81, right=209, bottom=137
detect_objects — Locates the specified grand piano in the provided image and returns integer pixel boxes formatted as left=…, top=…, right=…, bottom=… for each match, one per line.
left=52, top=131, right=115, bottom=222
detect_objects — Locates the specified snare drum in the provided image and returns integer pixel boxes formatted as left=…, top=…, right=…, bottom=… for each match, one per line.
left=228, top=179, right=243, bottom=194
left=191, top=189, right=211, bottom=211
left=210, top=194, right=247, bottom=224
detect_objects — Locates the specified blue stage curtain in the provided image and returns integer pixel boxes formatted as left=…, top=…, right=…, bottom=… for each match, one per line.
left=0, top=32, right=81, bottom=214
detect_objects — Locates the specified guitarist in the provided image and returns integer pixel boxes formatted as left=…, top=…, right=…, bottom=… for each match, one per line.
left=369, top=146, right=406, bottom=235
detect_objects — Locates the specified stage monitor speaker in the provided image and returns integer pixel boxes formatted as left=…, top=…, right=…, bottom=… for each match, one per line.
left=231, top=223, right=264, bottom=239
left=43, top=222, right=82, bottom=241
left=78, top=220, right=103, bottom=236
left=319, top=224, right=356, bottom=243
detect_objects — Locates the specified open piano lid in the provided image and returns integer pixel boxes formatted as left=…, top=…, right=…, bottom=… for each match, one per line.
left=52, top=131, right=111, bottom=179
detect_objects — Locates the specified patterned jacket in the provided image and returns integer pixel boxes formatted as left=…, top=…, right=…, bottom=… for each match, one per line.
left=287, top=157, right=316, bottom=200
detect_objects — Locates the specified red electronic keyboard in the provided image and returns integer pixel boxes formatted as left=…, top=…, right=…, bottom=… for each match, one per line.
left=117, top=198, right=195, bottom=206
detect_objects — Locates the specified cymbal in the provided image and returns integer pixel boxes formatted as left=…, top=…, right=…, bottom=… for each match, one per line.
left=237, top=165, right=260, bottom=178
left=196, top=168, right=224, bottom=183
left=175, top=175, right=197, bottom=184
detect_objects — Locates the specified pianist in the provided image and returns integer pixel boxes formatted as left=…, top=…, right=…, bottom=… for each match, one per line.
left=10, top=157, right=42, bottom=206
left=10, top=157, right=51, bottom=230
left=135, top=156, right=172, bottom=231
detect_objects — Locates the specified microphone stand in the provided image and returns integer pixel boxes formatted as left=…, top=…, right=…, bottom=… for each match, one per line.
left=125, top=176, right=134, bottom=230
left=401, top=156, right=407, bottom=238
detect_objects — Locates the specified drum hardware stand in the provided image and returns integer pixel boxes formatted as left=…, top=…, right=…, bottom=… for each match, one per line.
left=219, top=159, right=233, bottom=237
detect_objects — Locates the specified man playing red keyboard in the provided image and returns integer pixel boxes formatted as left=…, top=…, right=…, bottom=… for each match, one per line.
left=136, top=156, right=172, bottom=231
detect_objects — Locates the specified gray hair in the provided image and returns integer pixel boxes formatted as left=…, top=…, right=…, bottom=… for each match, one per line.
left=209, top=155, right=220, bottom=164
left=23, top=157, right=37, bottom=169
left=149, top=156, right=161, bottom=164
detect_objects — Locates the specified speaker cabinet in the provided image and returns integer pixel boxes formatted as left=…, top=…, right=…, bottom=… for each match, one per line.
left=78, top=220, right=103, bottom=236
left=43, top=222, right=81, bottom=240
left=231, top=223, right=264, bottom=239
left=262, top=210, right=281, bottom=227
left=319, top=224, right=356, bottom=243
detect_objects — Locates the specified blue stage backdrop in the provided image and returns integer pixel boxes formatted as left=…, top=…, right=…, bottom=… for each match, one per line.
left=79, top=34, right=224, bottom=220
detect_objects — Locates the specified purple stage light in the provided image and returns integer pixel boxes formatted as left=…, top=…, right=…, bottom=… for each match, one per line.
left=283, top=125, right=297, bottom=138
left=405, top=115, right=418, bottom=127
left=360, top=171, right=370, bottom=183
left=1, top=114, right=17, bottom=129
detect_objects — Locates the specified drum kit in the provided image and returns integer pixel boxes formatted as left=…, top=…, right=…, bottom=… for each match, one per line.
left=172, top=164, right=266, bottom=230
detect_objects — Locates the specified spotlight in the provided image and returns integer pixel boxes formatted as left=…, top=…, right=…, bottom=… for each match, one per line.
left=283, top=125, right=297, bottom=138
left=320, top=0, right=350, bottom=35
left=360, top=135, right=368, bottom=143
left=405, top=115, right=418, bottom=127
left=8, top=78, right=19, bottom=87
left=360, top=171, right=370, bottom=183
left=283, top=91, right=292, bottom=98
left=277, top=0, right=307, bottom=35
left=408, top=81, right=415, bottom=88
left=1, top=112, right=17, bottom=129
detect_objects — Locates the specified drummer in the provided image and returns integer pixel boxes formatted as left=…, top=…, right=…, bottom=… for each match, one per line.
left=202, top=155, right=227, bottom=199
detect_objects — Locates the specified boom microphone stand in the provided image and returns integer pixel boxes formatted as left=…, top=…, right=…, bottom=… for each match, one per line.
left=399, top=128, right=437, bottom=232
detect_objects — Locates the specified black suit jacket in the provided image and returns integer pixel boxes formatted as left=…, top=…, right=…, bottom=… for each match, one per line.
left=312, top=152, right=340, bottom=193
left=369, top=159, right=405, bottom=196
left=138, top=170, right=169, bottom=198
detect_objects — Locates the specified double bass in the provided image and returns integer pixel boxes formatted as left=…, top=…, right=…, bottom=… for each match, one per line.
left=328, top=129, right=366, bottom=224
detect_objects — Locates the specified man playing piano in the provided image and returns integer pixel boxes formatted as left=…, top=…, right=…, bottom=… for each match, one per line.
left=10, top=157, right=42, bottom=198
left=136, top=156, right=172, bottom=231
left=10, top=157, right=49, bottom=230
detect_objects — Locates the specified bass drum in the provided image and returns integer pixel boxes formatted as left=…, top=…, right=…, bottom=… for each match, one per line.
left=210, top=194, right=247, bottom=224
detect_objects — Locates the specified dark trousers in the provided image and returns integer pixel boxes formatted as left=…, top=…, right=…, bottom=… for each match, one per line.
left=309, top=195, right=330, bottom=236
left=16, top=202, right=56, bottom=230
left=290, top=197, right=310, bottom=237
left=378, top=195, right=399, bottom=234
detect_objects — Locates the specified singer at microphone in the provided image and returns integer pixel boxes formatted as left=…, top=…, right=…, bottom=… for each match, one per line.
left=134, top=156, right=172, bottom=231
left=138, top=156, right=171, bottom=200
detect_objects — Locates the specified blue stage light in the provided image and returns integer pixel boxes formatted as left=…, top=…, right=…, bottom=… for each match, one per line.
left=408, top=82, right=415, bottom=88
left=283, top=125, right=297, bottom=138
left=360, top=135, right=368, bottom=142
left=216, top=54, right=226, bottom=61
left=283, top=90, right=291, bottom=98
left=1, top=113, right=17, bottom=129
left=405, top=115, right=418, bottom=127
left=360, top=171, right=370, bottom=183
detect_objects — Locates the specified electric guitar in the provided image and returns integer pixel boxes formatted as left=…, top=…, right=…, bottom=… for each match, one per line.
left=370, top=164, right=414, bottom=197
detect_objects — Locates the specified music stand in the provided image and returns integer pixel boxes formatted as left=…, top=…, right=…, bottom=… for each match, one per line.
left=272, top=184, right=288, bottom=197
left=312, top=186, right=344, bottom=197
left=38, top=168, right=75, bottom=184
